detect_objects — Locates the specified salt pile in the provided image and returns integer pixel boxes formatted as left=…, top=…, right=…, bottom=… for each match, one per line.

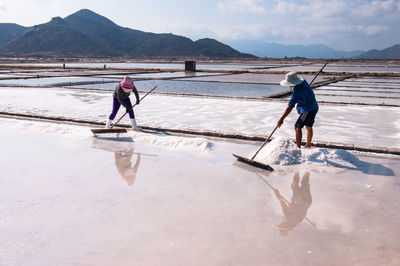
left=254, top=137, right=360, bottom=168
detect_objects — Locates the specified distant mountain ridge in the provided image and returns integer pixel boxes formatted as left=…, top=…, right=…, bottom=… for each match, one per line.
left=228, top=40, right=364, bottom=59
left=0, top=9, right=254, bottom=59
left=0, top=23, right=30, bottom=47
left=358, top=44, right=400, bottom=60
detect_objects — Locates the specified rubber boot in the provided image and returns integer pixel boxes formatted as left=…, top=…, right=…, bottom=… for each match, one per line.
left=105, top=119, right=113, bottom=129
left=130, top=118, right=141, bottom=130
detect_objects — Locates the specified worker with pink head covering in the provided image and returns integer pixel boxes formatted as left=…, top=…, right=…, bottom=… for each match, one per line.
left=105, top=76, right=141, bottom=130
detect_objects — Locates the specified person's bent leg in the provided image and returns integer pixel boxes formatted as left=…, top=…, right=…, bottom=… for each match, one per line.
left=295, top=126, right=302, bottom=148
left=295, top=113, right=308, bottom=148
left=109, top=97, right=121, bottom=120
left=123, top=98, right=141, bottom=130
left=303, top=109, right=317, bottom=147
left=106, top=98, right=121, bottom=128
left=306, top=126, right=313, bottom=147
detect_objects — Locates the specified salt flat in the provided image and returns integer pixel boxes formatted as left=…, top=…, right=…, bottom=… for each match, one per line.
left=0, top=61, right=399, bottom=266
left=0, top=87, right=399, bottom=148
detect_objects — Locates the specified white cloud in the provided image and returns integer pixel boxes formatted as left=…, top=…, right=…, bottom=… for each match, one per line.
left=273, top=0, right=308, bottom=15
left=211, top=23, right=267, bottom=39
left=257, top=0, right=400, bottom=45
left=273, top=0, right=347, bottom=17
left=217, top=0, right=265, bottom=14
left=372, top=0, right=400, bottom=11
left=354, top=0, right=400, bottom=17
left=132, top=17, right=268, bottom=42
left=271, top=0, right=400, bottom=20
left=309, top=0, right=348, bottom=18
left=0, top=0, right=6, bottom=11
left=357, top=25, right=389, bottom=36
left=177, top=1, right=398, bottom=46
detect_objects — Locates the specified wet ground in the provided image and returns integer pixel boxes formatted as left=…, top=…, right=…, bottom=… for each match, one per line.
left=0, top=120, right=399, bottom=266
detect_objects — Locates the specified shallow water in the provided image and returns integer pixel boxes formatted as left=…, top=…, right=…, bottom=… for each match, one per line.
left=0, top=119, right=399, bottom=266
left=349, top=77, right=400, bottom=83
left=94, top=71, right=227, bottom=80
left=0, top=76, right=116, bottom=86
left=316, top=94, right=400, bottom=105
left=316, top=90, right=399, bottom=98
left=271, top=63, right=400, bottom=73
left=175, top=73, right=335, bottom=84
left=331, top=82, right=400, bottom=89
left=314, top=77, right=400, bottom=105
left=322, top=86, right=400, bottom=92
left=16, top=62, right=294, bottom=70
left=317, top=86, right=400, bottom=93
left=72, top=79, right=287, bottom=98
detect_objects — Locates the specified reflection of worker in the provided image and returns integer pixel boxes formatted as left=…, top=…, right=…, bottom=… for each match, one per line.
left=274, top=172, right=312, bottom=236
left=114, top=149, right=141, bottom=186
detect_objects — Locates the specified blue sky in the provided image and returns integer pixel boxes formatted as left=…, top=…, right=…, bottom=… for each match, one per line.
left=0, top=0, right=399, bottom=51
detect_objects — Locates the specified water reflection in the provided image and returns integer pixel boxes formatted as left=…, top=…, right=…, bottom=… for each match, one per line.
left=258, top=172, right=314, bottom=236
left=92, top=138, right=154, bottom=186
left=114, top=150, right=141, bottom=186
left=275, top=172, right=313, bottom=235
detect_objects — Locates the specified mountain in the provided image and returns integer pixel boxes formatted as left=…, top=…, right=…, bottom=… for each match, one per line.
left=358, top=44, right=400, bottom=60
left=0, top=9, right=254, bottom=59
left=228, top=40, right=364, bottom=59
left=0, top=23, right=30, bottom=47
left=1, top=17, right=116, bottom=57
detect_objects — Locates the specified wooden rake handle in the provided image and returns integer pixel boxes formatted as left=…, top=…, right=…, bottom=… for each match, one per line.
left=310, top=61, right=329, bottom=86
left=110, top=85, right=158, bottom=129
left=251, top=125, right=278, bottom=160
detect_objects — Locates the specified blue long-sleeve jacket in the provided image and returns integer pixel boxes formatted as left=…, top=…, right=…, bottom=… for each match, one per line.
left=288, top=80, right=319, bottom=114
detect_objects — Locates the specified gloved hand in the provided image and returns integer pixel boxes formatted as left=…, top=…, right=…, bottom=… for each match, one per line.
left=136, top=99, right=140, bottom=105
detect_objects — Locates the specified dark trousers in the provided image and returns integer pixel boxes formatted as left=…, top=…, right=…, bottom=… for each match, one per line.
left=109, top=97, right=135, bottom=120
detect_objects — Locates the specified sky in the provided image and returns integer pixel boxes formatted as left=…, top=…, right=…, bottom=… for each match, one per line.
left=0, top=0, right=399, bottom=51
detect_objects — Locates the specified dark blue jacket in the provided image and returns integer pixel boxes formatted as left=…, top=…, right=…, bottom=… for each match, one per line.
left=288, top=80, right=319, bottom=114
left=113, top=85, right=139, bottom=109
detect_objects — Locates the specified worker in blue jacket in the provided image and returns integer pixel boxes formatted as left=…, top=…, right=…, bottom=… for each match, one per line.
left=277, top=72, right=319, bottom=148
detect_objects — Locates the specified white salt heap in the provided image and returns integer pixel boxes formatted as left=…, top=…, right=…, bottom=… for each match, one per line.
left=254, top=137, right=360, bottom=168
